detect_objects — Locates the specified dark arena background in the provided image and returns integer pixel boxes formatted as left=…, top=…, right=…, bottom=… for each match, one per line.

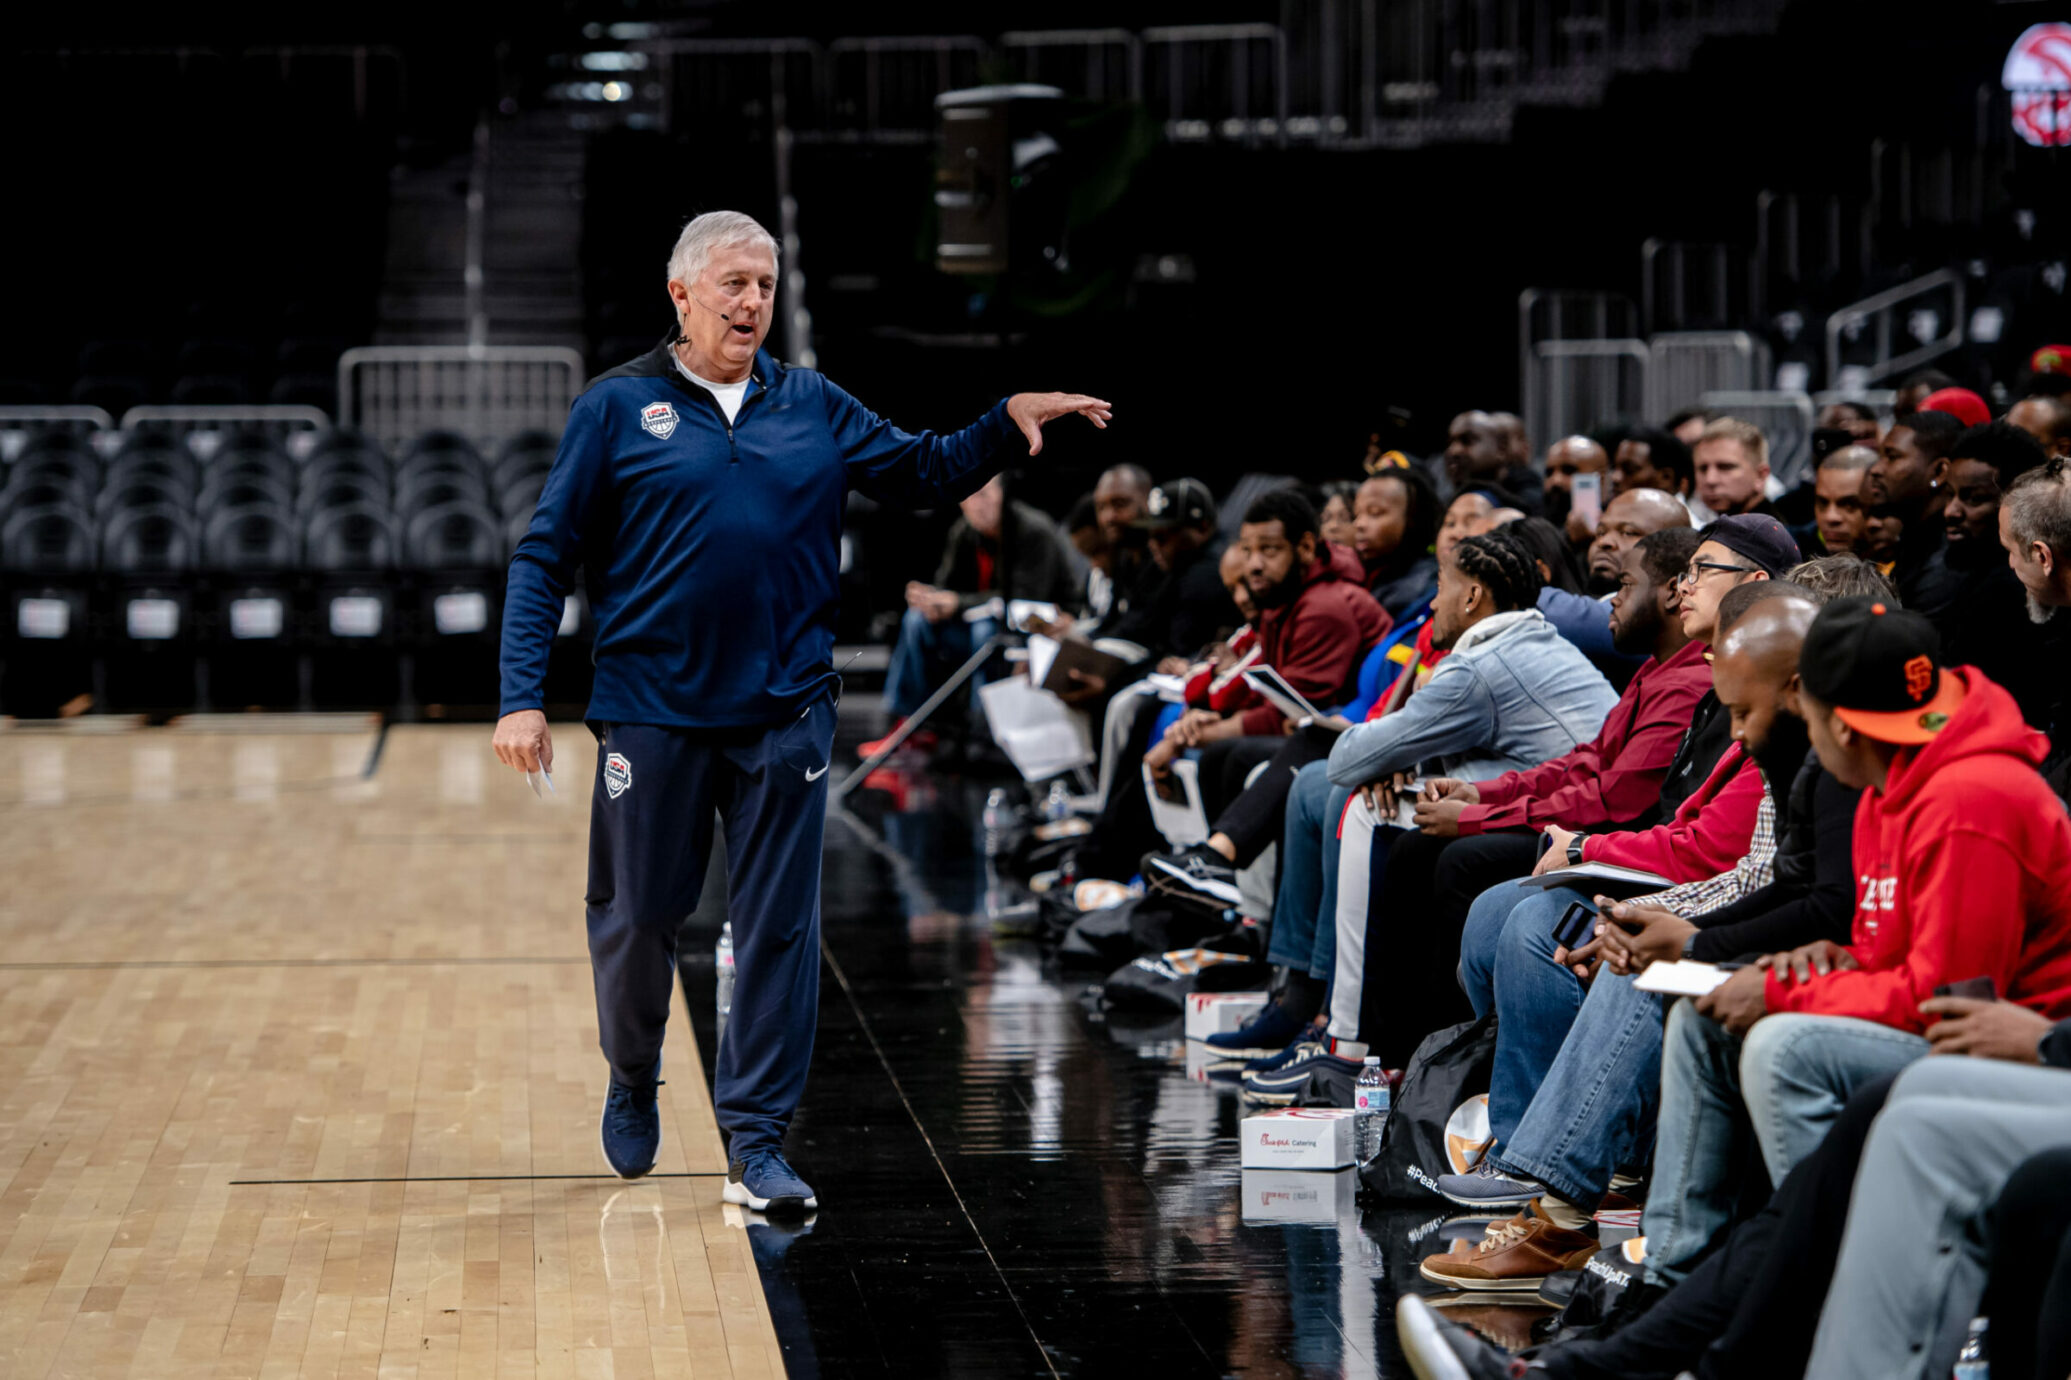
left=4, top=1, right=2071, bottom=1377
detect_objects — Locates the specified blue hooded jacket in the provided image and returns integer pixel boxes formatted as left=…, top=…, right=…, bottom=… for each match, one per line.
left=499, top=339, right=1016, bottom=728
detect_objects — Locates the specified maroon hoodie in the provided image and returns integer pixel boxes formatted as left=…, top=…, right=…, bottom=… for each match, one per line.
left=1232, top=542, right=1392, bottom=735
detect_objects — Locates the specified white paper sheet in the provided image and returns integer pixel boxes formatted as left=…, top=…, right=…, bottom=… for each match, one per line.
left=1632, top=960, right=1735, bottom=997
left=978, top=677, right=1095, bottom=781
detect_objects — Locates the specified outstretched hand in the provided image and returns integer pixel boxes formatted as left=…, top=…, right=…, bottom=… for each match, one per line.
left=1006, top=392, right=1113, bottom=455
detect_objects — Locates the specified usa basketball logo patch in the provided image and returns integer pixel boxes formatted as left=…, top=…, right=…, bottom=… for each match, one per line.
left=639, top=401, right=678, bottom=439
left=604, top=752, right=632, bottom=798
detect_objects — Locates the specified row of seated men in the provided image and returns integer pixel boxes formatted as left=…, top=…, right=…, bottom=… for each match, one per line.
left=861, top=384, right=2071, bottom=1378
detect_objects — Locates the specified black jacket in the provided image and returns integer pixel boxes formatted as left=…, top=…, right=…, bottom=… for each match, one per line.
left=1689, top=753, right=1860, bottom=962
left=1099, top=536, right=1240, bottom=659
left=935, top=500, right=1080, bottom=611
left=1657, top=690, right=1735, bottom=822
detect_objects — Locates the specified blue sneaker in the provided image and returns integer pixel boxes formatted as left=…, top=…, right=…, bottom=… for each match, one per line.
left=723, top=1148, right=818, bottom=1217
left=1243, top=1017, right=1330, bottom=1073
left=1241, top=1045, right=1362, bottom=1105
left=1202, top=999, right=1306, bottom=1059
left=600, top=1060, right=663, bottom=1179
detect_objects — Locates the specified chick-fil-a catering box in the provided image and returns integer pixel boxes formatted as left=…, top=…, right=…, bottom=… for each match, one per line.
left=1240, top=1107, right=1359, bottom=1170
left=1240, top=1167, right=1359, bottom=1223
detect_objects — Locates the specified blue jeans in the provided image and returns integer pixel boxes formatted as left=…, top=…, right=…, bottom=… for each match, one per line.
left=1457, top=882, right=1595, bottom=1150
left=883, top=607, right=997, bottom=718
left=1266, top=761, right=1348, bottom=979
left=1491, top=968, right=1665, bottom=1211
left=1642, top=1003, right=1929, bottom=1285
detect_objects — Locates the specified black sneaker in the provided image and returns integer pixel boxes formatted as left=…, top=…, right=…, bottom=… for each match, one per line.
left=1143, top=844, right=1242, bottom=906
left=1396, top=1294, right=1536, bottom=1379
left=600, top=1059, right=664, bottom=1179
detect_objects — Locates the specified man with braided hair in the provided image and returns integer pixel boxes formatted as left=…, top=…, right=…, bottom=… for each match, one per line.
left=1243, top=529, right=1619, bottom=1096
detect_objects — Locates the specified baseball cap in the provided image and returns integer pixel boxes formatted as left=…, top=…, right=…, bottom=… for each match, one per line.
left=1132, top=478, right=1217, bottom=530
left=1919, top=386, right=1991, bottom=428
left=1700, top=513, right=1801, bottom=576
left=1799, top=596, right=1967, bottom=744
left=2031, top=344, right=2071, bottom=377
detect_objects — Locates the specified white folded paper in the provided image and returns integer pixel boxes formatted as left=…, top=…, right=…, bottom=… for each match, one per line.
left=1632, top=959, right=1736, bottom=997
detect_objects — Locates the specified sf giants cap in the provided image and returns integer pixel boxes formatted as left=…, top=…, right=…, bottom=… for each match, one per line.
left=1799, top=596, right=1966, bottom=744
left=1132, top=477, right=1217, bottom=530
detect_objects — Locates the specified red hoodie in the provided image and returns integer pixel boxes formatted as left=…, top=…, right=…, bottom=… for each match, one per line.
left=1229, top=543, right=1391, bottom=735
left=1766, top=668, right=2071, bottom=1030
left=1579, top=741, right=1765, bottom=884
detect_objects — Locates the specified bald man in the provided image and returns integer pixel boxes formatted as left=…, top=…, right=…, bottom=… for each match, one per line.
left=2009, top=395, right=2071, bottom=460
left=1584, top=487, right=1692, bottom=593
left=1545, top=435, right=1612, bottom=546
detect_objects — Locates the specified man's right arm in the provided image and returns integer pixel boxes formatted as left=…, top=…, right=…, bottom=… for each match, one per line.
left=1325, top=661, right=1494, bottom=786
left=499, top=395, right=610, bottom=718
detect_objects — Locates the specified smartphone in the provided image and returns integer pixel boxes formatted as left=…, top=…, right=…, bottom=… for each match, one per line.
left=1571, top=471, right=1603, bottom=529
left=1933, top=976, right=1998, bottom=1002
left=1551, top=901, right=1597, bottom=950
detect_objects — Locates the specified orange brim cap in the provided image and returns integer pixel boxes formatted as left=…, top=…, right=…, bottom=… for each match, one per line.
left=1834, top=676, right=1968, bottom=744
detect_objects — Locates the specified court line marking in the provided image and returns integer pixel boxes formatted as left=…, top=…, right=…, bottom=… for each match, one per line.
left=0, top=957, right=588, bottom=971
left=818, top=935, right=1063, bottom=1380
left=229, top=1172, right=727, bottom=1185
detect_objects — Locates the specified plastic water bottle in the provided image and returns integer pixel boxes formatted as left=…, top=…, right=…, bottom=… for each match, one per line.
left=983, top=789, right=1009, bottom=858
left=715, top=921, right=736, bottom=1017
left=1354, top=1057, right=1390, bottom=1166
left=1953, top=1317, right=1990, bottom=1379
left=1043, top=779, right=1072, bottom=822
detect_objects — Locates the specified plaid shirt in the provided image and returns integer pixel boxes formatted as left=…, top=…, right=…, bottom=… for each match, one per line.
left=1633, top=784, right=1777, bottom=916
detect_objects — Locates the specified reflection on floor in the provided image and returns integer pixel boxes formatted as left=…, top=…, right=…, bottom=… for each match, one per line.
left=678, top=708, right=1552, bottom=1378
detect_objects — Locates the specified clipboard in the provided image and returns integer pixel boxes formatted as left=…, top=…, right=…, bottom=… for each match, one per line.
left=1241, top=665, right=1322, bottom=722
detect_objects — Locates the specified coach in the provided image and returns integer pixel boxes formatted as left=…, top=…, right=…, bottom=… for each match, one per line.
left=493, top=211, right=1109, bottom=1214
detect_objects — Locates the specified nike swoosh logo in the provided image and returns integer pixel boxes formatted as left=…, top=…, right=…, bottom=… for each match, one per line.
left=804, top=765, right=828, bottom=782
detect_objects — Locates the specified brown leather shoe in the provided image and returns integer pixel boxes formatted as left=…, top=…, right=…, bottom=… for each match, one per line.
left=1420, top=1200, right=1599, bottom=1292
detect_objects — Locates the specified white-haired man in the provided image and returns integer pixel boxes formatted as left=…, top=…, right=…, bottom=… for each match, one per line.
left=493, top=211, right=1109, bottom=1212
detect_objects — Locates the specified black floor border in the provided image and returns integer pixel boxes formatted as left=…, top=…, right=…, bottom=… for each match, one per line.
left=230, top=1172, right=729, bottom=1185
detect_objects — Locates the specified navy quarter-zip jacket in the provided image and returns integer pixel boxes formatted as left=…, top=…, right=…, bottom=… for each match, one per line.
left=499, top=339, right=1017, bottom=728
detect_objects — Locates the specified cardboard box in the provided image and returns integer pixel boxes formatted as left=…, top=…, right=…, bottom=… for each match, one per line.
left=1184, top=990, right=1271, bottom=1042
left=1241, top=1107, right=1360, bottom=1170
left=1240, top=1167, right=1359, bottom=1223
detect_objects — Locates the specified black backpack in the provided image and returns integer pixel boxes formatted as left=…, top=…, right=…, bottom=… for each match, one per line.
left=1361, top=1015, right=1499, bottom=1201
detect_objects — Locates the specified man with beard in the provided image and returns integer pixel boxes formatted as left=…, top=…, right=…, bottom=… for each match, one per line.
left=1424, top=587, right=1855, bottom=1290
left=1582, top=487, right=1691, bottom=595
left=1934, top=423, right=2053, bottom=732
left=1608, top=428, right=1696, bottom=511
left=2002, top=457, right=2071, bottom=796
left=1861, top=409, right=1965, bottom=618
left=1445, top=409, right=1543, bottom=513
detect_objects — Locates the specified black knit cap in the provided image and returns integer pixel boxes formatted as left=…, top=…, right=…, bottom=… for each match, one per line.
left=1699, top=513, right=1801, bottom=576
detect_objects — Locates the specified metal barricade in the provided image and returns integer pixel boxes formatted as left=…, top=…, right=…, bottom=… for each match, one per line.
left=1002, top=29, right=1143, bottom=103
left=1647, top=331, right=1770, bottom=421
left=337, top=347, right=586, bottom=454
left=1527, top=340, right=1648, bottom=455
left=1825, top=269, right=1965, bottom=390
left=1698, top=390, right=1817, bottom=489
left=827, top=36, right=988, bottom=136
left=1142, top=24, right=1289, bottom=144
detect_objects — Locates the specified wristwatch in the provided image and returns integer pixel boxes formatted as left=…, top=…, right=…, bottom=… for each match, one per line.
left=1566, top=834, right=1587, bottom=866
left=1681, top=931, right=1701, bottom=961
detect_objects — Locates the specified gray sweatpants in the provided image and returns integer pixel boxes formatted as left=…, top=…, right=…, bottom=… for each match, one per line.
left=1807, top=1056, right=2071, bottom=1380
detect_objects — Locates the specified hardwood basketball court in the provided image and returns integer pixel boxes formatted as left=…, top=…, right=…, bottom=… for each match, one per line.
left=0, top=722, right=786, bottom=1379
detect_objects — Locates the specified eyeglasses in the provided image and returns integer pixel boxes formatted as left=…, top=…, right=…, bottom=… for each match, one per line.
left=1676, top=559, right=1761, bottom=586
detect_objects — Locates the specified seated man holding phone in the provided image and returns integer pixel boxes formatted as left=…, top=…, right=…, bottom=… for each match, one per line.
left=1640, top=597, right=2071, bottom=1286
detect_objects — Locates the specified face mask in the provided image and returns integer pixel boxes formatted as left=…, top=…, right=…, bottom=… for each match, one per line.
left=1748, top=708, right=1814, bottom=791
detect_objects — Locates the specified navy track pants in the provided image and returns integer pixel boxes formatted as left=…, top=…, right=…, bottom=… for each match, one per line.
left=584, top=693, right=836, bottom=1159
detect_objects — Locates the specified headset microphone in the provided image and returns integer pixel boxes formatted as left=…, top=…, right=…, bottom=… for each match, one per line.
left=671, top=294, right=736, bottom=345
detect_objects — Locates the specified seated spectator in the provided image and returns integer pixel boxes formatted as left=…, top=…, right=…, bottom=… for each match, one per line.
left=1862, top=407, right=1965, bottom=618
left=1689, top=416, right=1779, bottom=523
left=1503, top=513, right=1644, bottom=684
left=871, top=475, right=1079, bottom=752
left=1397, top=998, right=2071, bottom=1380
left=1240, top=531, right=1622, bottom=1087
left=1817, top=399, right=1882, bottom=447
left=2008, top=390, right=2071, bottom=459
left=1446, top=410, right=1542, bottom=513
left=1581, top=487, right=1691, bottom=595
left=1665, top=406, right=1712, bottom=449
left=1542, top=435, right=1611, bottom=551
left=1608, top=427, right=1696, bottom=514
left=1810, top=444, right=1875, bottom=553
left=1351, top=466, right=1442, bottom=621
left=1062, top=494, right=1114, bottom=622
left=1918, top=385, right=1992, bottom=429
left=1938, top=422, right=2053, bottom=729
left=1892, top=366, right=1959, bottom=417
left=1423, top=584, right=1833, bottom=1279
left=2001, top=456, right=2071, bottom=793
left=1314, top=479, right=1360, bottom=549
left=1640, top=598, right=2071, bottom=1286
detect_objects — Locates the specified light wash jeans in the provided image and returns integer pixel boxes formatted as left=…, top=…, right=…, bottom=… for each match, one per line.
left=1807, top=1057, right=2071, bottom=1380
left=883, top=607, right=998, bottom=718
left=1642, top=1003, right=1928, bottom=1285
left=1266, top=761, right=1352, bottom=980
left=1458, top=880, right=1594, bottom=1149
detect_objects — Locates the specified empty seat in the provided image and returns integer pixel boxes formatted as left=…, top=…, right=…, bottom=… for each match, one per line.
left=201, top=447, right=294, bottom=493
left=399, top=430, right=487, bottom=472
left=405, top=502, right=503, bottom=570
left=203, top=504, right=298, bottom=571
left=395, top=469, right=492, bottom=517
left=100, top=503, right=199, bottom=573
left=4, top=451, right=99, bottom=506
left=2, top=506, right=95, bottom=573
left=197, top=473, right=294, bottom=520
left=97, top=476, right=195, bottom=521
left=296, top=472, right=390, bottom=521
left=304, top=502, right=398, bottom=570
left=105, top=446, right=201, bottom=496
